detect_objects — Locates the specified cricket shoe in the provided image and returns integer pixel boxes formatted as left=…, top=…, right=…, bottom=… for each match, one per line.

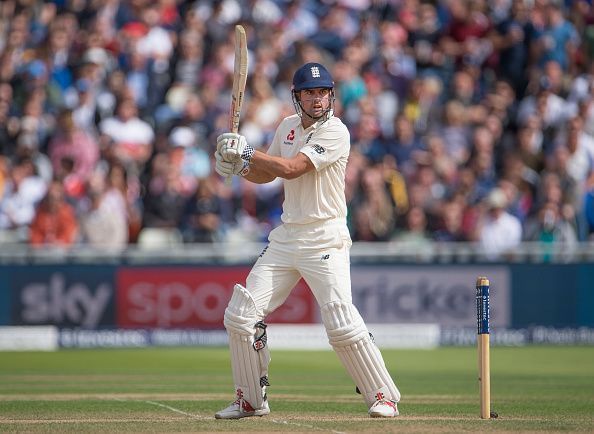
left=214, top=395, right=270, bottom=419
left=368, top=399, right=399, bottom=418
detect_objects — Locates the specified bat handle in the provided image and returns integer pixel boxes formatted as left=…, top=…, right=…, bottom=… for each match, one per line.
left=224, top=126, right=240, bottom=185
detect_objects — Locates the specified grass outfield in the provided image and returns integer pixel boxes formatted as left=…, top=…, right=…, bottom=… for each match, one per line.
left=0, top=346, right=593, bottom=433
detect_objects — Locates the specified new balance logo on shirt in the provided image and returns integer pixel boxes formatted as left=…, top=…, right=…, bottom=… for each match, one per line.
left=312, top=144, right=326, bottom=154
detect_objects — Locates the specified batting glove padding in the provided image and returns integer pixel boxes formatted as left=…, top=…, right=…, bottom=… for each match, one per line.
left=215, top=151, right=250, bottom=177
left=217, top=132, right=255, bottom=163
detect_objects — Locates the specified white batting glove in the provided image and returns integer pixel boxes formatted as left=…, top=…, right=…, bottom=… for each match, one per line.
left=216, top=132, right=255, bottom=163
left=215, top=150, right=250, bottom=178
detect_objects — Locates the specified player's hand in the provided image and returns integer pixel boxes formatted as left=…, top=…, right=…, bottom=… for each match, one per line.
left=216, top=132, right=254, bottom=163
left=215, top=150, right=250, bottom=178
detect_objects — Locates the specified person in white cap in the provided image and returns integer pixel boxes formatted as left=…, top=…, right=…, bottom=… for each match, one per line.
left=213, top=62, right=401, bottom=419
left=479, top=187, right=523, bottom=259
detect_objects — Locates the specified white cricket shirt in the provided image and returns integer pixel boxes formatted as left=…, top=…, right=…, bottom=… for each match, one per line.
left=267, top=114, right=349, bottom=224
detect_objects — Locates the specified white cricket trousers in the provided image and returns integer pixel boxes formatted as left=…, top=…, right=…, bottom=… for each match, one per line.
left=246, top=218, right=353, bottom=316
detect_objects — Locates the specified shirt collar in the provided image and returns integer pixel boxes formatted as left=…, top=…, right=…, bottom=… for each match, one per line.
left=301, top=110, right=333, bottom=132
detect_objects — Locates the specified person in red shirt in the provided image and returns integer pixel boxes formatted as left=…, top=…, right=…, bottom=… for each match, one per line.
left=29, top=180, right=78, bottom=246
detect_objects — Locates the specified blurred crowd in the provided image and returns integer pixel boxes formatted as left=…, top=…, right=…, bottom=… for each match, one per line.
left=1, top=0, right=594, bottom=256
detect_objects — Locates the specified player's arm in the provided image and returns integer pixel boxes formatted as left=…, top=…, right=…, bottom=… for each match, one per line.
left=216, top=133, right=315, bottom=183
left=245, top=150, right=314, bottom=182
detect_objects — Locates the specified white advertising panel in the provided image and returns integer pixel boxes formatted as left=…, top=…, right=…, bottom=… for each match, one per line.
left=267, top=323, right=440, bottom=349
left=0, top=326, right=58, bottom=351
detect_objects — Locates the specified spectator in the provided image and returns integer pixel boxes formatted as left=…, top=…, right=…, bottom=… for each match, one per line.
left=165, top=92, right=212, bottom=147
left=478, top=187, right=523, bottom=260
left=423, top=133, right=458, bottom=186
left=14, top=129, right=53, bottom=185
left=440, top=0, right=493, bottom=70
left=173, top=30, right=205, bottom=88
left=99, top=96, right=154, bottom=169
left=179, top=177, right=222, bottom=243
left=497, top=177, right=532, bottom=224
left=48, top=109, right=100, bottom=186
left=400, top=76, right=443, bottom=134
left=468, top=128, right=498, bottom=200
left=515, top=122, right=545, bottom=174
left=361, top=72, right=399, bottom=137
left=240, top=72, right=284, bottom=148
left=29, top=179, right=78, bottom=247
left=351, top=164, right=395, bottom=241
left=80, top=184, right=128, bottom=249
left=350, top=112, right=384, bottom=164
left=0, top=81, right=16, bottom=155
left=0, top=158, right=47, bottom=240
left=168, top=126, right=211, bottom=185
left=490, top=0, right=532, bottom=96
left=279, top=0, right=319, bottom=46
left=448, top=69, right=487, bottom=124
left=407, top=161, right=446, bottom=220
left=124, top=49, right=151, bottom=111
left=392, top=206, right=432, bottom=247
left=79, top=163, right=130, bottom=249
left=141, top=152, right=187, bottom=229
left=434, top=199, right=468, bottom=242
left=380, top=154, right=409, bottom=218
left=531, top=1, right=579, bottom=72
left=555, top=115, right=594, bottom=187
left=385, top=114, right=425, bottom=177
left=409, top=3, right=444, bottom=76
left=105, top=163, right=140, bottom=244
left=524, top=200, right=577, bottom=244
left=437, top=100, right=472, bottom=166
left=517, top=74, right=573, bottom=132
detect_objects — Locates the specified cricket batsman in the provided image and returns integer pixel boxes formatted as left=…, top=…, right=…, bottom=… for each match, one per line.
left=214, top=62, right=401, bottom=419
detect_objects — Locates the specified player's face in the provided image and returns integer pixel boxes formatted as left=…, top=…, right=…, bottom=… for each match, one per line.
left=299, top=88, right=331, bottom=117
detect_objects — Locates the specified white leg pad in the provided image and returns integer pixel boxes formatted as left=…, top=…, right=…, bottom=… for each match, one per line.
left=321, top=301, right=401, bottom=407
left=223, top=284, right=270, bottom=410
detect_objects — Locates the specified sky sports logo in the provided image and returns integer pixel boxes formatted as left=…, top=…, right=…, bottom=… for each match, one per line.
left=16, top=273, right=113, bottom=328
left=116, top=268, right=316, bottom=327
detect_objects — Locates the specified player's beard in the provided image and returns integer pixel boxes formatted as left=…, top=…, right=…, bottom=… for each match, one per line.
left=301, top=103, right=331, bottom=121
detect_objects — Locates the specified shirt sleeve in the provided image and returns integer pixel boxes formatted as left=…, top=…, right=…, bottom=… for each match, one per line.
left=300, top=120, right=349, bottom=171
left=266, top=120, right=285, bottom=157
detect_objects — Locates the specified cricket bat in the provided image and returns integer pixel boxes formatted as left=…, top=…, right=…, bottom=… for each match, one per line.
left=225, top=24, right=248, bottom=185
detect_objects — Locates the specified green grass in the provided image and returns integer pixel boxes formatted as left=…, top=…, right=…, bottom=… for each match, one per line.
left=1, top=346, right=593, bottom=432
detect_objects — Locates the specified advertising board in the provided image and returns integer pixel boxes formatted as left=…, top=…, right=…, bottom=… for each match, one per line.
left=116, top=267, right=317, bottom=328
left=9, top=266, right=115, bottom=328
left=351, top=266, right=511, bottom=327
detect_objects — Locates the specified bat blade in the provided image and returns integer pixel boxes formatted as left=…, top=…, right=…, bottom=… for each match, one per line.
left=230, top=25, right=248, bottom=134
left=225, top=25, right=248, bottom=185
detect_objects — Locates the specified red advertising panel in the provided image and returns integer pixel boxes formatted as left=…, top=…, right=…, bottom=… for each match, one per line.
left=116, top=267, right=317, bottom=328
